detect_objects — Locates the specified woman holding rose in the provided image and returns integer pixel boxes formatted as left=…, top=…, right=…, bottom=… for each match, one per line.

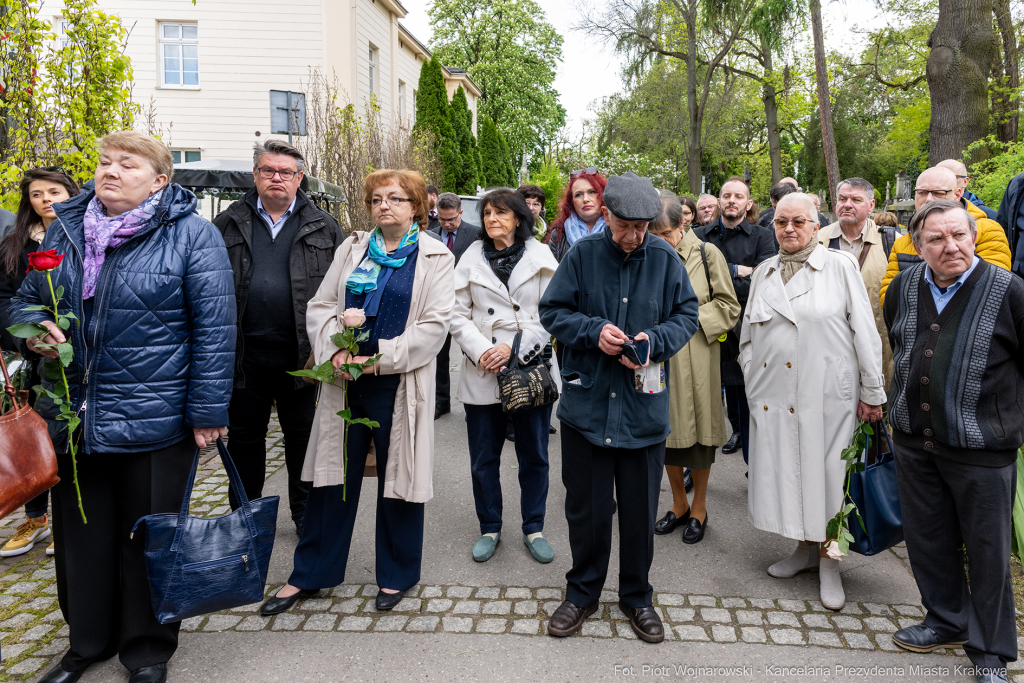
left=261, top=169, right=455, bottom=615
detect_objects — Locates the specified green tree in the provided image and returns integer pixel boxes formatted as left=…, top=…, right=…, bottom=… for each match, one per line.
left=428, top=0, right=564, bottom=162
left=479, top=115, right=514, bottom=187
left=450, top=86, right=479, bottom=194
left=414, top=57, right=461, bottom=191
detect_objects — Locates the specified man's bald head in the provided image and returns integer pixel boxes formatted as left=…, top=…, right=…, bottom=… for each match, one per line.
left=780, top=177, right=799, bottom=189
left=936, top=159, right=970, bottom=190
left=914, top=166, right=962, bottom=210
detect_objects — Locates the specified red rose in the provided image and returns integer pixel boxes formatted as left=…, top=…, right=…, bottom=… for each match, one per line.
left=26, top=249, right=65, bottom=273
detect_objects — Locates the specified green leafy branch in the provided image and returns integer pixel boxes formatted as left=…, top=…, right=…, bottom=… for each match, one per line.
left=824, top=420, right=874, bottom=558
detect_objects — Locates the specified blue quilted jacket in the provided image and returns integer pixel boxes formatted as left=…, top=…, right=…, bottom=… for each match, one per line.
left=11, top=184, right=236, bottom=454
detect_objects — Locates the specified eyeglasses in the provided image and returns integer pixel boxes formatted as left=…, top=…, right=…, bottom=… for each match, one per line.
left=954, top=175, right=969, bottom=180
left=773, top=216, right=814, bottom=229
left=914, top=189, right=954, bottom=199
left=256, top=166, right=299, bottom=181
left=571, top=167, right=598, bottom=177
left=370, top=196, right=414, bottom=207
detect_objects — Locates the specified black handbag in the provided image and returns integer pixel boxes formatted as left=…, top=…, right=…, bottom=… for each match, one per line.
left=847, top=420, right=904, bottom=556
left=131, top=438, right=279, bottom=623
left=495, top=291, right=558, bottom=414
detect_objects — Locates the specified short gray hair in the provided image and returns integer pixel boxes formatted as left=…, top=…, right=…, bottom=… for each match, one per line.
left=836, top=177, right=874, bottom=197
left=436, top=192, right=462, bottom=211
left=909, top=199, right=976, bottom=246
left=697, top=193, right=717, bottom=204
left=253, top=139, right=304, bottom=172
left=659, top=189, right=678, bottom=201
left=776, top=193, right=819, bottom=222
left=651, top=197, right=683, bottom=233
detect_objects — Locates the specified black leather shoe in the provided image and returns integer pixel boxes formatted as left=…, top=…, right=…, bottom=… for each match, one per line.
left=37, top=664, right=84, bottom=683
left=722, top=433, right=740, bottom=454
left=654, top=509, right=690, bottom=535
left=434, top=405, right=451, bottom=420
left=375, top=589, right=406, bottom=611
left=891, top=623, right=967, bottom=653
left=259, top=587, right=319, bottom=615
left=683, top=468, right=693, bottom=492
left=547, top=600, right=598, bottom=637
left=128, top=664, right=167, bottom=683
left=619, top=602, right=665, bottom=643
left=549, top=424, right=557, bottom=434
left=682, top=513, right=708, bottom=544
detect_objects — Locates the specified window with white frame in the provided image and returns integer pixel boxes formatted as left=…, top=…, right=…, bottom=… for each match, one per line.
left=55, top=17, right=72, bottom=48
left=368, top=46, right=377, bottom=95
left=160, top=23, right=199, bottom=88
left=171, top=150, right=202, bottom=164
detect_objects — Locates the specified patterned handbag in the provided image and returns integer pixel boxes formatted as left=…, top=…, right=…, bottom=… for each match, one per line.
left=495, top=291, right=558, bottom=414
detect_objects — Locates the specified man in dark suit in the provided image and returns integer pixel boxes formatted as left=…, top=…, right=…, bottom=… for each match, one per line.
left=426, top=192, right=481, bottom=418
left=427, top=184, right=440, bottom=232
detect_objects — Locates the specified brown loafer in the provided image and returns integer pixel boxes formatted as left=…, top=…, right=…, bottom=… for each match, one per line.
left=619, top=602, right=665, bottom=643
left=547, top=600, right=598, bottom=637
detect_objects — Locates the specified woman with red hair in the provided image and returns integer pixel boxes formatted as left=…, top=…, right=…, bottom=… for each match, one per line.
left=545, top=169, right=607, bottom=262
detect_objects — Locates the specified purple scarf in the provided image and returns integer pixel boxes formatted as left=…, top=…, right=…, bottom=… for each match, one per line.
left=82, top=190, right=164, bottom=299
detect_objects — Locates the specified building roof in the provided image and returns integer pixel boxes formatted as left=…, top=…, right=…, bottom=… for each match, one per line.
left=397, top=21, right=431, bottom=59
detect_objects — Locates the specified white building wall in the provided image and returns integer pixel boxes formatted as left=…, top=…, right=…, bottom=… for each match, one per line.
left=394, top=42, right=424, bottom=129
left=354, top=0, right=393, bottom=115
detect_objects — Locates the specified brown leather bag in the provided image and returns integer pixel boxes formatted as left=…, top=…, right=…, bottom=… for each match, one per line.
left=0, top=354, right=59, bottom=520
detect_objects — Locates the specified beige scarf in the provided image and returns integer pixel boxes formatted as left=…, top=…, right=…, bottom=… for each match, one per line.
left=778, top=241, right=818, bottom=284
left=29, top=223, right=46, bottom=244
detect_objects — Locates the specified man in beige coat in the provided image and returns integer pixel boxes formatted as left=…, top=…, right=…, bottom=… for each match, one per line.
left=816, top=178, right=895, bottom=384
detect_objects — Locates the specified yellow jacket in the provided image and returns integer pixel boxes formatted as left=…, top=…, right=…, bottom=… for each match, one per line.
left=879, top=199, right=1012, bottom=308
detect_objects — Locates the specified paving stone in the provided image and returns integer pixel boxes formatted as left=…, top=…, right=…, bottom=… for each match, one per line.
left=331, top=598, right=364, bottom=614
left=833, top=615, right=862, bottom=630
left=536, top=588, right=561, bottom=600
left=898, top=618, right=918, bottom=629
left=582, top=622, right=612, bottom=638
left=6, top=658, right=45, bottom=675
left=657, top=593, right=685, bottom=606
left=35, top=638, right=69, bottom=656
left=235, top=616, right=269, bottom=631
left=599, top=590, right=617, bottom=602
left=540, top=600, right=560, bottom=617
left=4, top=581, right=40, bottom=594
left=809, top=630, right=843, bottom=647
left=740, top=626, right=767, bottom=643
left=300, top=598, right=333, bottom=612
left=332, top=585, right=359, bottom=598
left=485, top=600, right=513, bottom=615
left=476, top=587, right=501, bottom=599
left=426, top=599, right=453, bottom=613
left=770, top=628, right=805, bottom=645
left=0, top=613, right=33, bottom=629
left=767, top=611, right=800, bottom=628
left=203, top=615, right=241, bottom=631
left=864, top=603, right=892, bottom=615
left=588, top=605, right=605, bottom=620
left=41, top=585, right=58, bottom=595
left=607, top=604, right=627, bottom=621
left=271, top=614, right=304, bottom=631
left=617, top=622, right=641, bottom=639
left=712, top=625, right=737, bottom=642
left=406, top=616, right=439, bottom=632
left=506, top=587, right=532, bottom=599
left=892, top=545, right=909, bottom=558
left=361, top=584, right=379, bottom=597
left=748, top=598, right=775, bottom=609
left=666, top=608, right=695, bottom=623
left=442, top=617, right=473, bottom=633
left=0, top=595, right=15, bottom=608
left=876, top=634, right=901, bottom=651
left=689, top=595, right=716, bottom=607
left=803, top=614, right=832, bottom=629
left=303, top=614, right=337, bottom=631
left=55, top=625, right=69, bottom=637
left=845, top=632, right=875, bottom=649
left=180, top=616, right=204, bottom=631
left=229, top=602, right=260, bottom=613
left=953, top=649, right=966, bottom=657
left=864, top=617, right=897, bottom=632
left=2, top=643, right=34, bottom=659
left=475, top=619, right=507, bottom=634
left=421, top=586, right=443, bottom=598
left=894, top=604, right=923, bottom=617
left=808, top=600, right=828, bottom=612
left=676, top=625, right=709, bottom=641
left=736, top=610, right=763, bottom=625
left=514, top=600, right=538, bottom=616
left=839, top=603, right=863, bottom=614
left=447, top=586, right=473, bottom=598
left=210, top=506, right=229, bottom=516
left=722, top=597, right=746, bottom=608
left=404, top=586, right=421, bottom=598
left=338, top=616, right=372, bottom=632
left=453, top=600, right=480, bottom=615
left=390, top=598, right=421, bottom=613
left=778, top=599, right=807, bottom=612
left=29, top=568, right=55, bottom=580
left=511, top=619, right=539, bottom=635
left=19, top=624, right=53, bottom=640
left=375, top=616, right=409, bottom=632
left=701, top=608, right=731, bottom=623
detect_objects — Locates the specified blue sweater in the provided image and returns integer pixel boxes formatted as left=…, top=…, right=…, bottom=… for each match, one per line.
left=539, top=228, right=699, bottom=449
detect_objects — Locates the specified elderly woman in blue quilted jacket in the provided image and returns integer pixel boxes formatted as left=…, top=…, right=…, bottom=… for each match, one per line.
left=11, top=131, right=236, bottom=683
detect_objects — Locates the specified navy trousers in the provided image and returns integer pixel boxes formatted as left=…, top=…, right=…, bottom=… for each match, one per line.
left=465, top=402, right=551, bottom=535
left=725, top=384, right=750, bottom=462
left=288, top=373, right=424, bottom=592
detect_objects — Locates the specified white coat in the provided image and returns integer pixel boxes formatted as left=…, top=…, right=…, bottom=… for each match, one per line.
left=740, top=245, right=886, bottom=542
left=301, top=231, right=455, bottom=503
left=450, top=239, right=559, bottom=405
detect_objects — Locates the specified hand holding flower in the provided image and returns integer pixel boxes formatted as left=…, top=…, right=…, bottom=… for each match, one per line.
left=332, top=349, right=377, bottom=380
left=26, top=319, right=65, bottom=359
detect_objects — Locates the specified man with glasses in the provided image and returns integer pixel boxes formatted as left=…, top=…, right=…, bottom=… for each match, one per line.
left=936, top=159, right=998, bottom=220
left=880, top=166, right=1011, bottom=306
left=426, top=192, right=481, bottom=419
left=213, top=139, right=343, bottom=537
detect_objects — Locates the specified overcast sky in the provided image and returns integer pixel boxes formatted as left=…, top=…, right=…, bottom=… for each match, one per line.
left=399, top=0, right=886, bottom=134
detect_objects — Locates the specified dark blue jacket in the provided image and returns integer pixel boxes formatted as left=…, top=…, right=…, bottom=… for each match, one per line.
left=11, top=184, right=236, bottom=454
left=996, top=173, right=1024, bottom=279
left=539, top=228, right=699, bottom=449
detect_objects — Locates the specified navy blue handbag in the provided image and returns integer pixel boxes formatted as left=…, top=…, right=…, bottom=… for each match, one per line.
left=131, top=438, right=279, bottom=624
left=848, top=420, right=904, bottom=556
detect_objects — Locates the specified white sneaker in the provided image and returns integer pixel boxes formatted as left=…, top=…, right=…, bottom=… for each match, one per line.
left=767, top=541, right=820, bottom=578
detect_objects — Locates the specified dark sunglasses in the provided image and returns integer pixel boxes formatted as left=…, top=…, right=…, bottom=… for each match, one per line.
left=571, top=167, right=598, bottom=177
left=40, top=166, right=74, bottom=182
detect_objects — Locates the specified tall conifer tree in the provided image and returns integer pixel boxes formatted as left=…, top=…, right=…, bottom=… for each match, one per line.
left=450, top=86, right=479, bottom=194
left=414, top=58, right=461, bottom=191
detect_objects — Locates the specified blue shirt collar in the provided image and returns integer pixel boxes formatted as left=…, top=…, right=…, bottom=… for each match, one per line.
left=256, top=195, right=297, bottom=223
left=924, top=254, right=980, bottom=294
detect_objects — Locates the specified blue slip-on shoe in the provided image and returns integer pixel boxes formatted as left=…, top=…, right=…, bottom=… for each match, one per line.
left=472, top=532, right=500, bottom=562
left=523, top=533, right=554, bottom=563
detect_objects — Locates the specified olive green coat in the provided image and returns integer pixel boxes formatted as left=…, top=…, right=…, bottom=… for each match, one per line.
left=666, top=229, right=742, bottom=449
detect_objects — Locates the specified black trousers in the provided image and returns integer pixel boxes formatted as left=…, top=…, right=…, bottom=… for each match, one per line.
left=227, top=348, right=314, bottom=526
left=434, top=333, right=453, bottom=410
left=561, top=424, right=665, bottom=609
left=52, top=438, right=194, bottom=672
left=725, top=384, right=750, bottom=462
left=894, top=442, right=1018, bottom=670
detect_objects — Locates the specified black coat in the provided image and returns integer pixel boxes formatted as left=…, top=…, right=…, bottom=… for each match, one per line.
left=693, top=217, right=777, bottom=385
left=425, top=220, right=482, bottom=265
left=0, top=238, right=39, bottom=353
left=213, top=187, right=344, bottom=388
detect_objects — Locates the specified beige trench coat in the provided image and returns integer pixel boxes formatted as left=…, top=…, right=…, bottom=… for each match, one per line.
left=300, top=231, right=455, bottom=503
left=740, top=245, right=886, bottom=542
left=816, top=219, right=893, bottom=384
left=666, top=230, right=741, bottom=450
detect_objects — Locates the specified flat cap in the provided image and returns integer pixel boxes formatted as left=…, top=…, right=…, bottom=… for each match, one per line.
left=602, top=171, right=661, bottom=222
